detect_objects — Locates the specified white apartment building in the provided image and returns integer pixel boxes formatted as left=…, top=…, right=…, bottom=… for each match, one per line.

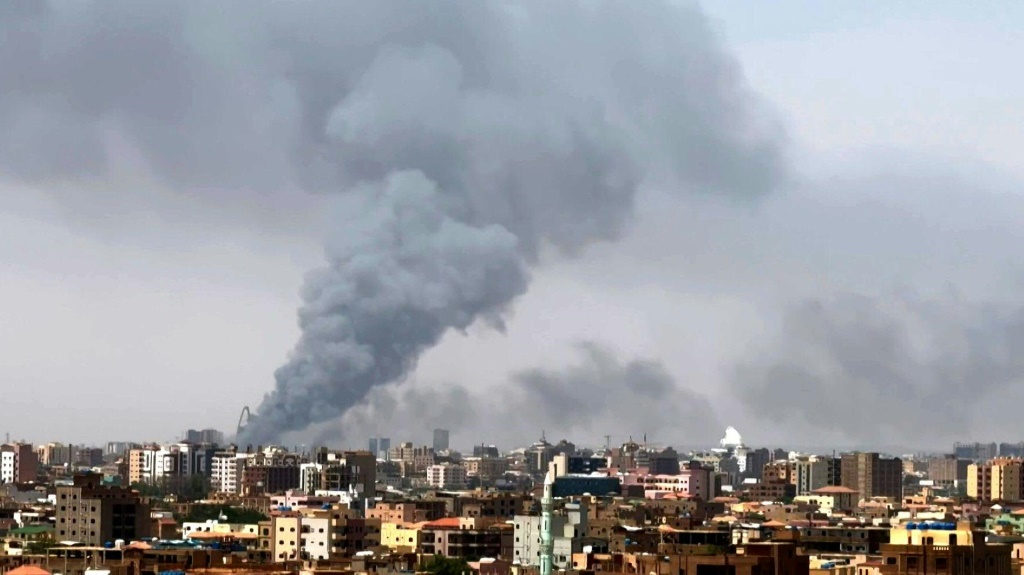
left=0, top=451, right=15, bottom=484
left=301, top=516, right=331, bottom=560
left=300, top=463, right=323, bottom=493
left=513, top=500, right=589, bottom=568
left=211, top=452, right=249, bottom=494
left=427, top=464, right=467, bottom=490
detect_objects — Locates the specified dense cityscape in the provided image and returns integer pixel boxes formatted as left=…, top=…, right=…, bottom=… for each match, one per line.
left=0, top=427, right=1022, bottom=574
left=4, top=0, right=1022, bottom=575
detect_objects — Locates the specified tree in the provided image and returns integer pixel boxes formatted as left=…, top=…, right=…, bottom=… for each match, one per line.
left=423, top=555, right=471, bottom=575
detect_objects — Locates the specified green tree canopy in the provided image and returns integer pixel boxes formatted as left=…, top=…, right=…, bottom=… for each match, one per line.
left=423, top=555, right=472, bottom=575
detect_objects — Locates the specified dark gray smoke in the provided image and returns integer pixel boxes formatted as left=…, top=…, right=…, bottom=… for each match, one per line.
left=330, top=342, right=722, bottom=448
left=0, top=1, right=785, bottom=443
left=732, top=292, right=1024, bottom=445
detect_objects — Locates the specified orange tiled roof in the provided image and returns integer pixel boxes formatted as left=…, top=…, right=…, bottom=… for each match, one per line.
left=423, top=518, right=463, bottom=528
left=812, top=486, right=857, bottom=494
left=7, top=567, right=52, bottom=575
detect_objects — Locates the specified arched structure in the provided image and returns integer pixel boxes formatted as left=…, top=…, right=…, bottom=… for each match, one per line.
left=236, top=406, right=251, bottom=437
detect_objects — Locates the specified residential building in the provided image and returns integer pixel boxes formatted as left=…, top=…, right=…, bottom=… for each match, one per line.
left=968, top=458, right=1024, bottom=502
left=300, top=515, right=330, bottom=560
left=37, top=443, right=73, bottom=467
left=0, top=450, right=13, bottom=484
left=270, top=514, right=301, bottom=562
left=794, top=456, right=829, bottom=496
left=880, top=522, right=1011, bottom=574
left=74, top=448, right=104, bottom=467
left=317, top=450, right=376, bottom=495
left=127, top=445, right=163, bottom=485
left=463, top=456, right=509, bottom=482
left=242, top=464, right=301, bottom=496
left=743, top=448, right=771, bottom=480
left=0, top=443, right=37, bottom=483
left=620, top=463, right=712, bottom=500
left=954, top=442, right=998, bottom=462
left=928, top=454, right=969, bottom=488
left=427, top=463, right=467, bottom=490
left=647, top=448, right=681, bottom=475
left=304, top=506, right=380, bottom=558
left=388, top=443, right=435, bottom=472
left=840, top=452, right=902, bottom=501
left=367, top=500, right=447, bottom=523
left=210, top=449, right=248, bottom=493
left=421, top=517, right=510, bottom=559
left=514, top=500, right=589, bottom=568
left=809, top=485, right=858, bottom=512
left=381, top=522, right=420, bottom=552
left=455, top=492, right=531, bottom=519
left=54, top=474, right=151, bottom=545
left=183, top=429, right=224, bottom=445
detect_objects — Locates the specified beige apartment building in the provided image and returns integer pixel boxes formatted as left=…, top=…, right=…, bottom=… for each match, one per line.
left=270, top=515, right=301, bottom=562
left=968, top=458, right=1024, bottom=502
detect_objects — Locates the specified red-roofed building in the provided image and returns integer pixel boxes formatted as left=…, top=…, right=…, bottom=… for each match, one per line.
left=812, top=485, right=857, bottom=511
left=420, top=517, right=511, bottom=559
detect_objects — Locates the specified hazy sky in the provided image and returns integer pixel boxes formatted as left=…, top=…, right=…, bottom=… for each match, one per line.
left=3, top=1, right=1023, bottom=452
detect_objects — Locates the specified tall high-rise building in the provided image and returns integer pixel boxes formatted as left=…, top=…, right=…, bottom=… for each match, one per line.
left=183, top=429, right=225, bottom=445
left=433, top=429, right=450, bottom=452
left=368, top=437, right=391, bottom=460
left=954, top=442, right=998, bottom=461
left=840, top=452, right=902, bottom=501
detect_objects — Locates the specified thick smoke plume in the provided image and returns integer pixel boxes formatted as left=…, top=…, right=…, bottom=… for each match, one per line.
left=0, top=1, right=784, bottom=443
left=330, top=342, right=722, bottom=449
left=732, top=292, right=1024, bottom=445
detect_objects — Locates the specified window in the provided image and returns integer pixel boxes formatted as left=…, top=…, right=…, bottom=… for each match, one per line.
left=935, top=558, right=948, bottom=569
left=907, top=557, right=918, bottom=568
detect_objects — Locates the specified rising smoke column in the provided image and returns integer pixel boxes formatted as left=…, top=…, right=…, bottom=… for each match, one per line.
left=238, top=2, right=786, bottom=443
left=0, top=1, right=785, bottom=443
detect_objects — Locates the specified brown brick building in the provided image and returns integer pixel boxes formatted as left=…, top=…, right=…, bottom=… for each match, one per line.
left=241, top=465, right=300, bottom=495
left=55, top=474, right=151, bottom=545
left=841, top=452, right=902, bottom=502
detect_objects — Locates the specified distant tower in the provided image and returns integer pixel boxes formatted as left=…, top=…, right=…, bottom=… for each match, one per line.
left=540, top=470, right=554, bottom=575
left=432, top=428, right=450, bottom=452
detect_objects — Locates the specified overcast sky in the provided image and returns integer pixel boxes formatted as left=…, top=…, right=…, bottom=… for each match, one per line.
left=2, top=1, right=1023, bottom=452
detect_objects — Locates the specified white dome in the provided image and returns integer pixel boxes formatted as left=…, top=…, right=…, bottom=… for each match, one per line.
left=720, top=426, right=744, bottom=448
